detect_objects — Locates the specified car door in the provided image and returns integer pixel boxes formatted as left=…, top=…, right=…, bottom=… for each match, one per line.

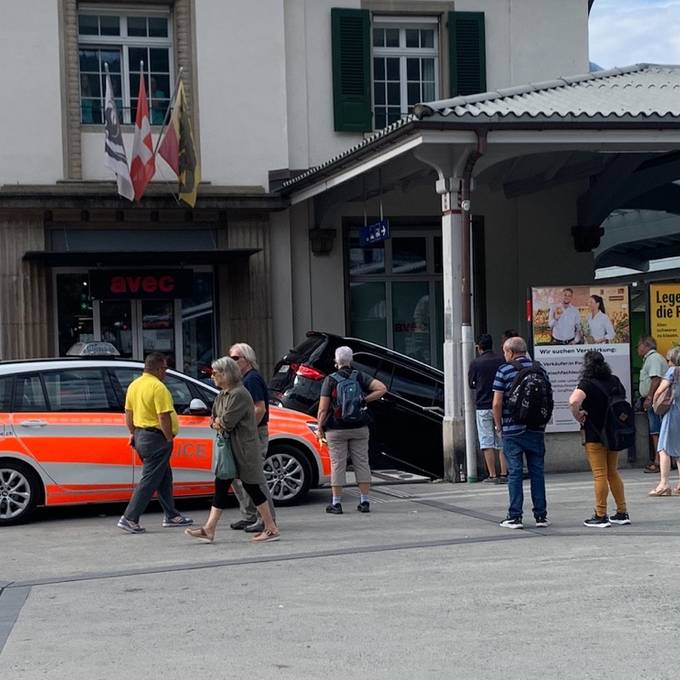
left=11, top=368, right=135, bottom=502
left=369, top=360, right=444, bottom=478
left=109, top=368, right=215, bottom=497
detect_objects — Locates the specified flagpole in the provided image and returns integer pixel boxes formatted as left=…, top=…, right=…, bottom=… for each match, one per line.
left=152, top=66, right=184, bottom=158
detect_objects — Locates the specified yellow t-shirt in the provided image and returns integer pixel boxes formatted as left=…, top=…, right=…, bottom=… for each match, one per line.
left=125, top=372, right=179, bottom=435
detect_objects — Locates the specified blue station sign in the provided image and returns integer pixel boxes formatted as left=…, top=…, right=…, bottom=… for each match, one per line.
left=360, top=218, right=390, bottom=246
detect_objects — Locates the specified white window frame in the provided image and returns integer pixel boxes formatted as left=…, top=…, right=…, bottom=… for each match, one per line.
left=372, top=16, right=439, bottom=127
left=77, top=5, right=174, bottom=125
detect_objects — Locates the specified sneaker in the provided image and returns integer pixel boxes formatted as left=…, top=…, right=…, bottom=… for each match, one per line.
left=244, top=522, right=264, bottom=533
left=230, top=519, right=255, bottom=530
left=583, top=514, right=611, bottom=528
left=162, top=515, right=193, bottom=528
left=535, top=515, right=551, bottom=528
left=500, top=516, right=523, bottom=529
left=357, top=501, right=370, bottom=513
left=326, top=503, right=343, bottom=515
left=609, top=512, right=631, bottom=525
left=117, top=516, right=145, bottom=534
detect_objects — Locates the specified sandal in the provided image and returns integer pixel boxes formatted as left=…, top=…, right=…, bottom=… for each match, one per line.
left=251, top=528, right=280, bottom=543
left=643, top=464, right=660, bottom=473
left=185, top=526, right=214, bottom=543
left=648, top=487, right=672, bottom=497
left=674, top=486, right=680, bottom=495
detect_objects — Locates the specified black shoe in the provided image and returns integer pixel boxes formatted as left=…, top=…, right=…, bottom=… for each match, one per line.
left=326, top=503, right=343, bottom=515
left=583, top=514, right=611, bottom=528
left=357, top=501, right=370, bottom=513
left=500, top=516, right=523, bottom=529
left=609, top=512, right=631, bottom=525
left=244, top=522, right=264, bottom=533
left=535, top=515, right=551, bottom=528
left=230, top=519, right=254, bottom=530
left=497, top=475, right=508, bottom=484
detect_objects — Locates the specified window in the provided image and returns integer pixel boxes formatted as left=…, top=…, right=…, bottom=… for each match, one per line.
left=14, top=375, right=47, bottom=412
left=390, top=364, right=436, bottom=407
left=0, top=377, right=13, bottom=412
left=42, top=369, right=112, bottom=412
left=78, top=10, right=173, bottom=124
left=163, top=375, right=192, bottom=413
left=372, top=19, right=438, bottom=129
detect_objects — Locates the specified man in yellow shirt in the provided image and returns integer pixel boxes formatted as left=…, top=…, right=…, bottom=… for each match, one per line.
left=117, top=352, right=193, bottom=533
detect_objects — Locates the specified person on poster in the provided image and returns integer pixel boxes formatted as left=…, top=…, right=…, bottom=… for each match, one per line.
left=549, top=288, right=582, bottom=344
left=586, top=295, right=616, bottom=343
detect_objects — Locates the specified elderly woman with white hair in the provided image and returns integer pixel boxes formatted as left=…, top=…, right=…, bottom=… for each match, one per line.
left=185, top=356, right=280, bottom=543
left=317, top=346, right=387, bottom=514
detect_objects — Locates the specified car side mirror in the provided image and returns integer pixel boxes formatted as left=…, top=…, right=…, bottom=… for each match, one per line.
left=185, top=398, right=210, bottom=416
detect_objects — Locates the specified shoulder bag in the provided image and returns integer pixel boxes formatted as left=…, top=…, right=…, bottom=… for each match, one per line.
left=653, top=367, right=679, bottom=417
left=214, top=432, right=237, bottom=479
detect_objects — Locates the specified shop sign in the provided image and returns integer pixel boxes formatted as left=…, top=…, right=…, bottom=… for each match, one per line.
left=650, top=282, right=680, bottom=358
left=530, top=285, right=631, bottom=433
left=89, top=270, right=193, bottom=300
left=360, top=218, right=390, bottom=246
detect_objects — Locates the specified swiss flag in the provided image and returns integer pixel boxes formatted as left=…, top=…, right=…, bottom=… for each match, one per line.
left=130, top=64, right=155, bottom=202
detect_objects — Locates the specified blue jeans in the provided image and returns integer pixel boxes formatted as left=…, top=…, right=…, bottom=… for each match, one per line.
left=502, top=430, right=547, bottom=519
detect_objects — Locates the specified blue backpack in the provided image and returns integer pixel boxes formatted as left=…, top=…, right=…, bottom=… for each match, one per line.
left=331, top=370, right=366, bottom=425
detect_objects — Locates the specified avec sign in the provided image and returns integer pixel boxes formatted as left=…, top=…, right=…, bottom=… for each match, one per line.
left=89, top=270, right=193, bottom=300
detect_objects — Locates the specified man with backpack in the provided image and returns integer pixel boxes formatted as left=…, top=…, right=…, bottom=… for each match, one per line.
left=569, top=351, right=633, bottom=527
left=492, top=336, right=552, bottom=529
left=316, top=346, right=387, bottom=515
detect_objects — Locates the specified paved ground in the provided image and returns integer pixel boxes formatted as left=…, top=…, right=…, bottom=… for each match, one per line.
left=1, top=469, right=680, bottom=679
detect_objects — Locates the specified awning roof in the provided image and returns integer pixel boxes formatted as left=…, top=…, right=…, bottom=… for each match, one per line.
left=281, top=64, right=680, bottom=197
left=23, top=249, right=259, bottom=266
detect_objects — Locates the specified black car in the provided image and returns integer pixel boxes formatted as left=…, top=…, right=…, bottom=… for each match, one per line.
left=270, top=331, right=445, bottom=478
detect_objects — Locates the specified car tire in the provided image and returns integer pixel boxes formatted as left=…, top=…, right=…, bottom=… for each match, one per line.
left=264, top=444, right=312, bottom=506
left=0, top=461, right=42, bottom=526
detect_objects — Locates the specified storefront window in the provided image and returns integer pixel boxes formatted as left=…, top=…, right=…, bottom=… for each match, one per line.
left=182, top=272, right=215, bottom=381
left=56, top=274, right=94, bottom=355
left=392, top=237, right=427, bottom=274
left=100, top=301, right=133, bottom=357
left=350, top=281, right=387, bottom=346
left=392, top=281, right=430, bottom=363
left=349, top=237, right=385, bottom=275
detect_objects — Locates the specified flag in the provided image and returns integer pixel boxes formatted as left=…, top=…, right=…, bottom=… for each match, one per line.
left=129, top=64, right=155, bottom=201
left=158, top=80, right=201, bottom=207
left=103, top=73, right=134, bottom=201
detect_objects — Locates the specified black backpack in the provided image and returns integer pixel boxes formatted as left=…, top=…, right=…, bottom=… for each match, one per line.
left=331, top=371, right=367, bottom=426
left=590, top=379, right=636, bottom=451
left=507, top=360, right=554, bottom=428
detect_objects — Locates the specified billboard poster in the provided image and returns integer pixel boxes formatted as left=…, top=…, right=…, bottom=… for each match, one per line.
left=531, top=285, right=631, bottom=433
left=650, top=283, right=680, bottom=359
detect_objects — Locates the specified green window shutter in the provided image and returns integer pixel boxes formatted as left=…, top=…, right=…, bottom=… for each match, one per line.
left=331, top=8, right=371, bottom=132
left=448, top=11, right=486, bottom=97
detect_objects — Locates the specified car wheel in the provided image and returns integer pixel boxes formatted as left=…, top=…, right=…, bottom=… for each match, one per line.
left=264, top=445, right=312, bottom=506
left=0, top=461, right=42, bottom=526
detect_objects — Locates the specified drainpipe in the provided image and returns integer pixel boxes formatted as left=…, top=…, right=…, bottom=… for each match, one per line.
left=461, top=131, right=487, bottom=483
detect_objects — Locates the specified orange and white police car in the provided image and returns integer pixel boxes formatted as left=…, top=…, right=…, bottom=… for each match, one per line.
left=0, top=344, right=330, bottom=525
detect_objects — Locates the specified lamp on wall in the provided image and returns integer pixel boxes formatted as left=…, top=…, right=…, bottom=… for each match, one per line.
left=309, top=228, right=336, bottom=255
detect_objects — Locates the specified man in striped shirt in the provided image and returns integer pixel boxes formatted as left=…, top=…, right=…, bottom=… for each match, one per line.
left=492, top=336, right=549, bottom=530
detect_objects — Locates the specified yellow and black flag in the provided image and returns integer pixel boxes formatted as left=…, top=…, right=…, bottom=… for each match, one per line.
left=158, top=79, right=201, bottom=207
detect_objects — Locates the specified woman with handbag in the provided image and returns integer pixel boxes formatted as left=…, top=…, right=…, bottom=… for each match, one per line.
left=649, top=346, right=680, bottom=496
left=185, top=356, right=280, bottom=543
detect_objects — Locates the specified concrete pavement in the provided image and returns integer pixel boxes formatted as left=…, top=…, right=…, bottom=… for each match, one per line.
left=1, top=469, right=680, bottom=679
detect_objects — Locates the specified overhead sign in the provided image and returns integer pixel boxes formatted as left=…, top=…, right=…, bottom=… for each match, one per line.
left=650, top=283, right=680, bottom=358
left=89, top=270, right=193, bottom=300
left=530, top=285, right=631, bottom=433
left=360, top=218, right=390, bottom=246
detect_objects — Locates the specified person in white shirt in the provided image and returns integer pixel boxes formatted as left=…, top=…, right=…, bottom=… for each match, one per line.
left=586, top=295, right=616, bottom=343
left=549, top=288, right=582, bottom=344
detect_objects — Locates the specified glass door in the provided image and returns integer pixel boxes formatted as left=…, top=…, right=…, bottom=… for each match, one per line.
left=141, top=300, right=176, bottom=366
left=99, top=301, right=134, bottom=358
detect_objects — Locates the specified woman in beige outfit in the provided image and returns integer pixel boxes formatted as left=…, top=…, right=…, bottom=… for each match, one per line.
left=186, top=356, right=280, bottom=543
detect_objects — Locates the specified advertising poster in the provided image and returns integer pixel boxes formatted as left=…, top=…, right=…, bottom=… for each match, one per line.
left=650, top=283, right=680, bottom=359
left=531, top=285, right=631, bottom=432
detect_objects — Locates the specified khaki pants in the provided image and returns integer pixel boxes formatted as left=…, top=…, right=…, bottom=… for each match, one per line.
left=326, top=426, right=371, bottom=486
left=585, top=442, right=627, bottom=517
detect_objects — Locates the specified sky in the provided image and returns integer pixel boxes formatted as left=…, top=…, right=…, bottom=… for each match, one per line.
left=589, top=0, right=680, bottom=68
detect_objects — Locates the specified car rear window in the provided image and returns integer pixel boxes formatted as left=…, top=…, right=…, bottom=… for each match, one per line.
left=42, top=369, right=111, bottom=411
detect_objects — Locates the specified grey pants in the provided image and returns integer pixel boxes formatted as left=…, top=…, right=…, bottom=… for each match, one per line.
left=233, top=425, right=276, bottom=523
left=124, top=429, right=178, bottom=523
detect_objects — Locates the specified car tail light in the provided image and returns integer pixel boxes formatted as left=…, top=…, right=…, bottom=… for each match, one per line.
left=296, top=364, right=326, bottom=381
left=289, top=363, right=299, bottom=373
